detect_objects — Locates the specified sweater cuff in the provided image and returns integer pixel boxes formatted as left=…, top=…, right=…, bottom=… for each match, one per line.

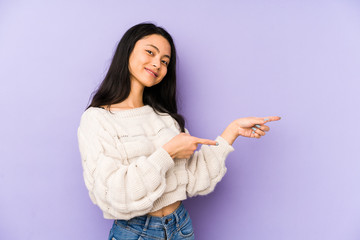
left=213, top=135, right=235, bottom=158
left=147, top=147, right=175, bottom=174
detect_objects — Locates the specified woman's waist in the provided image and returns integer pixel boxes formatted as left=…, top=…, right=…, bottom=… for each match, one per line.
left=114, top=201, right=189, bottom=230
left=147, top=200, right=182, bottom=217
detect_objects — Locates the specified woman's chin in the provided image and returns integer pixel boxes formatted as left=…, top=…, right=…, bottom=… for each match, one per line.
left=143, top=80, right=162, bottom=88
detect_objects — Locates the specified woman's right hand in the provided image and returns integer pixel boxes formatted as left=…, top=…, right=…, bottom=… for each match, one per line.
left=162, top=133, right=218, bottom=159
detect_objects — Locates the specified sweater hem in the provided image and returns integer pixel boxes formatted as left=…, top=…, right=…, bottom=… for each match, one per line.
left=151, top=184, right=188, bottom=212
left=102, top=186, right=188, bottom=220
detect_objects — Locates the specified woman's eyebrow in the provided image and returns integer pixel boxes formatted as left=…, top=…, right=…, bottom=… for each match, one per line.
left=145, top=44, right=170, bottom=59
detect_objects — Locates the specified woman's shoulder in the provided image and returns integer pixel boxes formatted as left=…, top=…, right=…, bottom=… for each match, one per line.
left=78, top=107, right=121, bottom=138
left=79, top=106, right=108, bottom=126
left=81, top=106, right=105, bottom=117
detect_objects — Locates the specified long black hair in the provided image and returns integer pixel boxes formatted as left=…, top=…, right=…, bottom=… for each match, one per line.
left=86, top=22, right=185, bottom=132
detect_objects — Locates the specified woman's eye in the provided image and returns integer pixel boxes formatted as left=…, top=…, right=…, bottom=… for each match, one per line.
left=162, top=60, right=168, bottom=66
left=146, top=50, right=153, bottom=55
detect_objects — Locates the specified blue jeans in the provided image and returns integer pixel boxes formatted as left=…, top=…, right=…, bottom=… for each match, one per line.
left=108, top=201, right=195, bottom=240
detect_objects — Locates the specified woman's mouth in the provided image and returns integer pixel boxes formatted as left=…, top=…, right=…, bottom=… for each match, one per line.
left=145, top=68, right=158, bottom=77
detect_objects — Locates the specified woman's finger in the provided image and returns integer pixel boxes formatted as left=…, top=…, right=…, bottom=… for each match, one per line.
left=251, top=131, right=261, bottom=138
left=252, top=127, right=265, bottom=136
left=263, top=116, right=281, bottom=123
left=194, top=137, right=218, bottom=146
left=254, top=124, right=270, bottom=132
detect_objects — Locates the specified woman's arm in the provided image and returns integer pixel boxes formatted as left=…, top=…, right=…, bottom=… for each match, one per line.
left=178, top=116, right=281, bottom=198
left=183, top=128, right=235, bottom=198
left=221, top=116, right=282, bottom=145
left=77, top=111, right=174, bottom=220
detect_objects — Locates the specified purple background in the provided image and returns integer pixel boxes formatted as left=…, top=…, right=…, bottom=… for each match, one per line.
left=1, top=0, right=360, bottom=239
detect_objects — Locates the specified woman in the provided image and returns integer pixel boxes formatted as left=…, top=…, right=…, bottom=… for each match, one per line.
left=77, top=22, right=280, bottom=240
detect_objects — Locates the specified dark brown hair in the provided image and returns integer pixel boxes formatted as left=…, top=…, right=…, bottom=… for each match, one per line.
left=86, top=22, right=185, bottom=132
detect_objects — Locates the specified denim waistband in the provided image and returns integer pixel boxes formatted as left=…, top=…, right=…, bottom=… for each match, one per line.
left=115, top=201, right=186, bottom=229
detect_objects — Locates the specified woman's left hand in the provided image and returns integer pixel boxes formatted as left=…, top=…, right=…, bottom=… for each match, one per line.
left=220, top=116, right=281, bottom=145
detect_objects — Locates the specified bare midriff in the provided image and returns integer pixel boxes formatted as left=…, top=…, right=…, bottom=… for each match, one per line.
left=147, top=201, right=182, bottom=217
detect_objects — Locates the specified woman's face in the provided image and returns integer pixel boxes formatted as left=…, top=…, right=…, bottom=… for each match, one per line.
left=128, top=34, right=171, bottom=88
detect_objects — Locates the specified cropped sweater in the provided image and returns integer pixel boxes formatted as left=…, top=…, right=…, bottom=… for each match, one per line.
left=77, top=105, right=235, bottom=220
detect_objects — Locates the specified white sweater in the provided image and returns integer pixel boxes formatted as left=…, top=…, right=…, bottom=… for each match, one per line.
left=77, top=105, right=235, bottom=220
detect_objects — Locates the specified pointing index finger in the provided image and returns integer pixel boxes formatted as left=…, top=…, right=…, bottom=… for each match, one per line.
left=263, top=116, right=281, bottom=123
left=194, top=137, right=218, bottom=146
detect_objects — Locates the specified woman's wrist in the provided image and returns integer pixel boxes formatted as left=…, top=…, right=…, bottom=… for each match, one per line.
left=220, top=122, right=238, bottom=145
left=162, top=144, right=176, bottom=159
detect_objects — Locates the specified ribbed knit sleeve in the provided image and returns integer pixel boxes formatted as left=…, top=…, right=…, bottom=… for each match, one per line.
left=77, top=110, right=175, bottom=220
left=185, top=128, right=235, bottom=198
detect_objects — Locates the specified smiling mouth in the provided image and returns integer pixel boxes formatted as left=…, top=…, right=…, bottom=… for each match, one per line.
left=145, top=68, right=158, bottom=77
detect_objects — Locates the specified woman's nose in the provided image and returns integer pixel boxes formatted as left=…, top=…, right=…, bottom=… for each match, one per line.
left=152, top=58, right=161, bottom=68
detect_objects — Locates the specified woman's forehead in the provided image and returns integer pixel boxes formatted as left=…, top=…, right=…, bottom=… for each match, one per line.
left=138, top=34, right=171, bottom=56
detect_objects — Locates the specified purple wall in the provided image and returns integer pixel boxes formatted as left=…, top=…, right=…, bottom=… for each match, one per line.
left=1, top=0, right=360, bottom=239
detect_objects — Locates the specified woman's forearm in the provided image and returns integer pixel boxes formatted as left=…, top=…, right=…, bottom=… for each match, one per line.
left=220, top=122, right=237, bottom=145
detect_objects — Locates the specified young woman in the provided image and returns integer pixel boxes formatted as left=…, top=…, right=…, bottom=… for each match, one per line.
left=77, top=22, right=281, bottom=240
